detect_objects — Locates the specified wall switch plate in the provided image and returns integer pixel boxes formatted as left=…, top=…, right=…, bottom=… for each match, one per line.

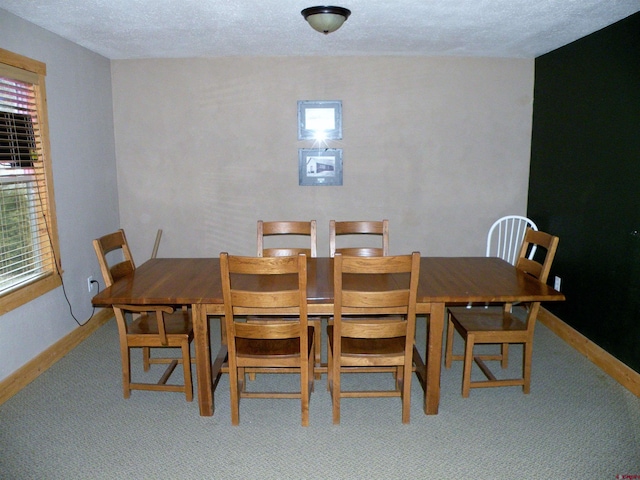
left=554, top=276, right=561, bottom=291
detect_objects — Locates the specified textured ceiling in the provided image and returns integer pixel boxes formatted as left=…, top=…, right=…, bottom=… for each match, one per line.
left=1, top=0, right=638, bottom=60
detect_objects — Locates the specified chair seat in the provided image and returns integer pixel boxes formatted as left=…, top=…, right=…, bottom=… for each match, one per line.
left=236, top=327, right=314, bottom=358
left=448, top=307, right=527, bottom=333
left=128, top=310, right=193, bottom=337
left=327, top=325, right=405, bottom=357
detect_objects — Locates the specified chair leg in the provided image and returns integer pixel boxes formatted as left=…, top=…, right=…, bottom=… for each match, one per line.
left=326, top=337, right=333, bottom=392
left=313, top=318, right=322, bottom=380
left=229, top=370, right=240, bottom=426
left=332, top=356, right=341, bottom=425
left=142, top=347, right=151, bottom=371
left=501, top=343, right=509, bottom=368
left=238, top=367, right=246, bottom=392
left=462, top=334, right=475, bottom=398
left=182, top=342, right=193, bottom=402
left=401, top=362, right=411, bottom=424
left=522, top=340, right=533, bottom=394
left=445, top=315, right=455, bottom=369
left=301, top=354, right=309, bottom=427
left=309, top=334, right=316, bottom=394
left=120, top=344, right=132, bottom=399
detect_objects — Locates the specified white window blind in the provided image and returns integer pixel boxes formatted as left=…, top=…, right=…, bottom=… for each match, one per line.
left=0, top=73, right=56, bottom=295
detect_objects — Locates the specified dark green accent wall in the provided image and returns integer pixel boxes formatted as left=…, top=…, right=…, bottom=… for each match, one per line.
left=529, top=12, right=640, bottom=373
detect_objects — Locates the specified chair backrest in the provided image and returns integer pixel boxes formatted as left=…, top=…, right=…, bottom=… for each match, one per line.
left=151, top=229, right=162, bottom=259
left=93, top=229, right=135, bottom=287
left=514, top=228, right=559, bottom=284
left=220, top=252, right=308, bottom=342
left=333, top=252, right=420, bottom=338
left=257, top=220, right=317, bottom=258
left=329, top=219, right=389, bottom=257
left=486, top=215, right=538, bottom=265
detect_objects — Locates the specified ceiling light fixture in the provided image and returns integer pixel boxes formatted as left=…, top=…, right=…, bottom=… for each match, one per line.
left=301, top=6, right=351, bottom=35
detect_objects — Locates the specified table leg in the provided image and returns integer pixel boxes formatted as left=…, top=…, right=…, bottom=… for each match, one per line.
left=425, top=302, right=444, bottom=415
left=193, top=303, right=213, bottom=416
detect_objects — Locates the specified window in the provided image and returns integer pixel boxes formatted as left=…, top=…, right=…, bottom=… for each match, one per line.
left=0, top=49, right=61, bottom=314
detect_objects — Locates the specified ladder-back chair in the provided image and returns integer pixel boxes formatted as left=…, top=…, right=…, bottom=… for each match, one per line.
left=328, top=252, right=420, bottom=424
left=257, top=220, right=317, bottom=258
left=220, top=252, right=314, bottom=426
left=329, top=220, right=389, bottom=257
left=255, top=220, right=321, bottom=377
left=446, top=229, right=559, bottom=397
left=93, top=229, right=194, bottom=401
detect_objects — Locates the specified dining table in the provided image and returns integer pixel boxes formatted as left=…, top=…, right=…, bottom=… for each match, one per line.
left=92, top=256, right=565, bottom=417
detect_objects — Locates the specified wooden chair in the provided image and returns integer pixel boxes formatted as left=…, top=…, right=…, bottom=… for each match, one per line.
left=328, top=252, right=420, bottom=424
left=329, top=219, right=389, bottom=257
left=93, top=229, right=194, bottom=401
left=445, top=229, right=559, bottom=397
left=327, top=220, right=390, bottom=380
left=256, top=220, right=321, bottom=378
left=220, top=252, right=314, bottom=426
left=257, top=220, right=317, bottom=257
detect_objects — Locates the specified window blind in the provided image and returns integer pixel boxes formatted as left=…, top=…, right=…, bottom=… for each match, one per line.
left=0, top=74, right=55, bottom=295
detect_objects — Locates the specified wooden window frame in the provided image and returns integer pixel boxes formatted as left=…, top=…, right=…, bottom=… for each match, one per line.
left=0, top=49, right=61, bottom=315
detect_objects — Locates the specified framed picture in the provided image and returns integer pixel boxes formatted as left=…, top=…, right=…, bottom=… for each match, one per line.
left=297, top=100, right=342, bottom=140
left=299, top=148, right=343, bottom=186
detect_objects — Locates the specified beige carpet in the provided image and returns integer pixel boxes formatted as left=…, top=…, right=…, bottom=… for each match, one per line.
left=0, top=315, right=639, bottom=479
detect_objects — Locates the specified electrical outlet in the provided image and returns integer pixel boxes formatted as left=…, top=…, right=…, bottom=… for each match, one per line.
left=87, top=276, right=94, bottom=292
left=554, top=276, right=561, bottom=291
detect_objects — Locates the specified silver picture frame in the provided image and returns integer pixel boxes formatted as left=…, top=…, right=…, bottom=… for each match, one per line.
left=299, top=148, right=343, bottom=186
left=297, top=100, right=342, bottom=140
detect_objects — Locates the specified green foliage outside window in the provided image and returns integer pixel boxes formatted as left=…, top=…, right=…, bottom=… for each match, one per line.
left=0, top=181, right=37, bottom=288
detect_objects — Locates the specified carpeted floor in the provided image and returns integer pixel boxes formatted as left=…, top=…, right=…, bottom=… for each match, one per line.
left=1, top=314, right=639, bottom=479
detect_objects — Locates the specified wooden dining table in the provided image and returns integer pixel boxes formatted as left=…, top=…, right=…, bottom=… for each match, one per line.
left=92, top=256, right=565, bottom=417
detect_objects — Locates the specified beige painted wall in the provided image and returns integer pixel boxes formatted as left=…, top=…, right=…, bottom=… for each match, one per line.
left=0, top=10, right=117, bottom=381
left=111, top=56, right=534, bottom=260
